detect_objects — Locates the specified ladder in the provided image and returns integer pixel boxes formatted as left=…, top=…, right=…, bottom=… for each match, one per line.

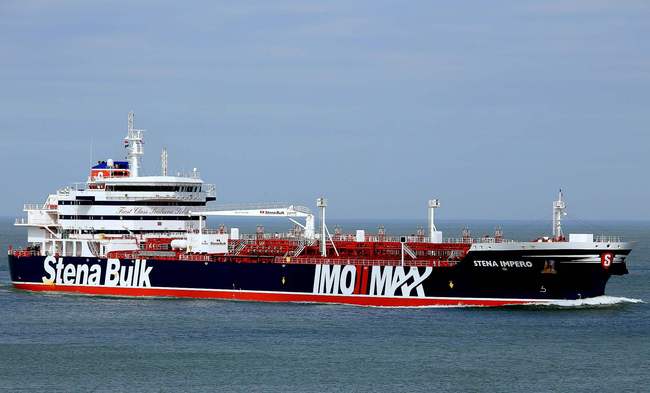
left=292, top=242, right=306, bottom=257
left=232, top=241, right=247, bottom=256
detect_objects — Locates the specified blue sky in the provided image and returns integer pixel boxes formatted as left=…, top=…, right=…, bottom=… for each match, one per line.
left=0, top=0, right=649, bottom=220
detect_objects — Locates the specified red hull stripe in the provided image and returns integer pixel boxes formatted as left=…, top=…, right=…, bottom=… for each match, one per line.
left=11, top=282, right=546, bottom=307
left=353, top=266, right=362, bottom=295
left=360, top=266, right=369, bottom=295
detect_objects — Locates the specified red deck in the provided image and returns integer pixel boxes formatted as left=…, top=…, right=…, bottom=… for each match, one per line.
left=103, top=237, right=472, bottom=267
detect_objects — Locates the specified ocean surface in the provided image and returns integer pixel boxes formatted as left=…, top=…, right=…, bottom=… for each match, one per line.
left=0, top=217, right=648, bottom=393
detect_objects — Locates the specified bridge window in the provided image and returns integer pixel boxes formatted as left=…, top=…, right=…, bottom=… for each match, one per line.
left=105, top=185, right=200, bottom=192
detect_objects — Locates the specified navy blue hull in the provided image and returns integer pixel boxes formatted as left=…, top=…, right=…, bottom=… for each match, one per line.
left=7, top=250, right=627, bottom=305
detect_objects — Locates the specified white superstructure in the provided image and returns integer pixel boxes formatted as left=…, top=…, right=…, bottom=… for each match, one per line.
left=16, top=112, right=216, bottom=257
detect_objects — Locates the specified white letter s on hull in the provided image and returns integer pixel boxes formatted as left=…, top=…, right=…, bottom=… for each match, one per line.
left=42, top=256, right=57, bottom=284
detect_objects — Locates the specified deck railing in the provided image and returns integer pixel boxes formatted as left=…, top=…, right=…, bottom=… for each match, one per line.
left=185, top=231, right=518, bottom=244
left=594, top=235, right=623, bottom=243
left=272, top=257, right=457, bottom=267
left=203, top=184, right=217, bottom=198
left=23, top=203, right=57, bottom=211
left=58, top=183, right=87, bottom=195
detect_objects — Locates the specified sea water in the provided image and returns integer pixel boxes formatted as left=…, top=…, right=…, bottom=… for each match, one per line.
left=1, top=218, right=648, bottom=392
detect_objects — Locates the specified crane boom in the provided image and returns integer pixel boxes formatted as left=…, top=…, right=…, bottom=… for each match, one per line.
left=189, top=204, right=315, bottom=239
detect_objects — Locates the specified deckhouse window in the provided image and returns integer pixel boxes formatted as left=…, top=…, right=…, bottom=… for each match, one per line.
left=104, top=185, right=199, bottom=192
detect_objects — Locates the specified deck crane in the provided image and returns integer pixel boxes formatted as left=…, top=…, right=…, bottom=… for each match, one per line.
left=189, top=203, right=316, bottom=240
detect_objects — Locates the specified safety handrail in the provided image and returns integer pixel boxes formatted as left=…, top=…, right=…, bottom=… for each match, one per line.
left=594, top=235, right=623, bottom=243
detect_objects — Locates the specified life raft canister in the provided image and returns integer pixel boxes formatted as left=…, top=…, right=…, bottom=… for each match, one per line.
left=601, top=252, right=614, bottom=269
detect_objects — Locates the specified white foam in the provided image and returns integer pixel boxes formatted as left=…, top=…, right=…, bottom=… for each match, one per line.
left=532, top=295, right=644, bottom=308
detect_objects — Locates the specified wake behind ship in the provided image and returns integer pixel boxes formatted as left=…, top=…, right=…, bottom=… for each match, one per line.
left=8, top=113, right=632, bottom=307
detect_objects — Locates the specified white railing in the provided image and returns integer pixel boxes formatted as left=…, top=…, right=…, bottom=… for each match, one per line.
left=173, top=170, right=200, bottom=178
left=186, top=228, right=229, bottom=235
left=443, top=237, right=517, bottom=244
left=24, top=203, right=57, bottom=211
left=58, top=183, right=87, bottom=195
left=183, top=230, right=516, bottom=245
left=353, top=235, right=517, bottom=244
left=272, top=257, right=457, bottom=267
left=236, top=233, right=302, bottom=241
left=105, top=193, right=206, bottom=202
left=203, top=184, right=217, bottom=198
left=594, top=235, right=623, bottom=243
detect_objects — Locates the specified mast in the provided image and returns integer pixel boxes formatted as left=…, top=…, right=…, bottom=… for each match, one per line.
left=161, top=147, right=168, bottom=176
left=125, top=111, right=145, bottom=177
left=428, top=199, right=440, bottom=241
left=553, top=189, right=567, bottom=240
left=317, top=197, right=327, bottom=257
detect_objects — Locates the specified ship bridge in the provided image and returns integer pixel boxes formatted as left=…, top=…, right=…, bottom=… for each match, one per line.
left=15, top=112, right=218, bottom=257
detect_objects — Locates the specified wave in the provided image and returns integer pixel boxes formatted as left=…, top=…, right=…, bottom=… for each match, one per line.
left=530, top=295, right=644, bottom=308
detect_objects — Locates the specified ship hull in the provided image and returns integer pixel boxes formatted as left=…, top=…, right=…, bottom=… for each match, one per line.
left=8, top=251, right=628, bottom=307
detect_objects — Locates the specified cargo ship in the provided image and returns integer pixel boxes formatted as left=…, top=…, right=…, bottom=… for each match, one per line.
left=7, top=113, right=632, bottom=307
